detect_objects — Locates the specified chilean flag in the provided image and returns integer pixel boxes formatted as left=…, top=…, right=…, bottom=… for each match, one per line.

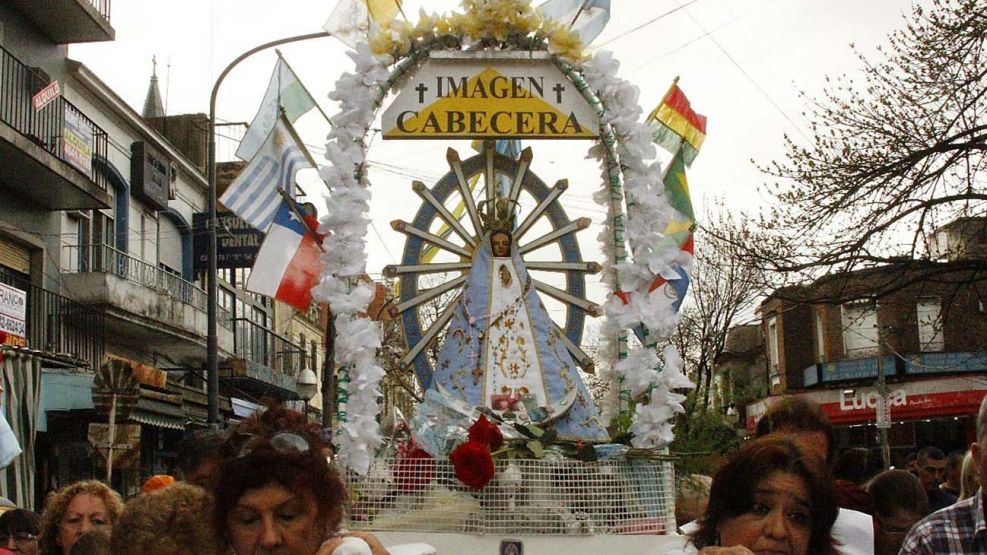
left=246, top=200, right=322, bottom=310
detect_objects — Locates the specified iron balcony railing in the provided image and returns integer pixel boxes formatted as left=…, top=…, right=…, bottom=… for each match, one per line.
left=65, top=242, right=207, bottom=308
left=88, top=0, right=112, bottom=22
left=233, top=318, right=306, bottom=377
left=0, top=271, right=104, bottom=370
left=0, top=45, right=108, bottom=192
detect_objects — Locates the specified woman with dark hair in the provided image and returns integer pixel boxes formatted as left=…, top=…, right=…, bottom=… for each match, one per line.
left=0, top=509, right=40, bottom=555
left=38, top=481, right=122, bottom=555
left=215, top=406, right=385, bottom=555
left=687, top=437, right=839, bottom=555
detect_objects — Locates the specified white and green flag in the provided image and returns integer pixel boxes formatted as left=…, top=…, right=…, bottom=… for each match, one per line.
left=236, top=57, right=316, bottom=161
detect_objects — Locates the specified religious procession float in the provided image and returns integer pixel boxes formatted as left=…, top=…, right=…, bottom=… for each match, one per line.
left=313, top=1, right=705, bottom=552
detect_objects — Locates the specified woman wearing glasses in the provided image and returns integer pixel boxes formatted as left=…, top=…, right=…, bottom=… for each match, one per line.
left=0, top=509, right=40, bottom=555
left=37, top=481, right=122, bottom=555
left=215, top=406, right=385, bottom=555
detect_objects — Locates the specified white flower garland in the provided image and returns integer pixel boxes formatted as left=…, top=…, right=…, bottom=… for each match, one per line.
left=315, top=5, right=695, bottom=472
left=582, top=50, right=694, bottom=448
left=313, top=43, right=394, bottom=475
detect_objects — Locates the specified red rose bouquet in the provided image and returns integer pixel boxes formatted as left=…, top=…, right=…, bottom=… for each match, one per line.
left=467, top=415, right=504, bottom=451
left=449, top=440, right=496, bottom=490
left=393, top=439, right=435, bottom=492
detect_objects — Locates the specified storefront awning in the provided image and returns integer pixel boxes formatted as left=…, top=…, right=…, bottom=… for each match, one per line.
left=128, top=396, right=186, bottom=430
left=232, top=397, right=263, bottom=418
left=747, top=375, right=987, bottom=431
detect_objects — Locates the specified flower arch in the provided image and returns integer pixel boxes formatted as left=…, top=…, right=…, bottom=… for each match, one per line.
left=314, top=0, right=693, bottom=474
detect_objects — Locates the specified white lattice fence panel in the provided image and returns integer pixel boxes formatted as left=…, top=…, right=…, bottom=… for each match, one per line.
left=346, top=456, right=675, bottom=536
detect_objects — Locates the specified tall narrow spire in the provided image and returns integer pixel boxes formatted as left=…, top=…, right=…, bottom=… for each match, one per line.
left=142, top=55, right=165, bottom=119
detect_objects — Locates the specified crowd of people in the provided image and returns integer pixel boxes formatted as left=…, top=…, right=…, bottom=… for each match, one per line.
left=0, top=406, right=387, bottom=555
left=0, top=393, right=982, bottom=554
left=676, top=395, right=986, bottom=554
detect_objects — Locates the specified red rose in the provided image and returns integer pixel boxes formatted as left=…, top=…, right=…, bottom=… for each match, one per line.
left=449, top=440, right=495, bottom=490
left=393, top=440, right=434, bottom=492
left=467, top=415, right=504, bottom=451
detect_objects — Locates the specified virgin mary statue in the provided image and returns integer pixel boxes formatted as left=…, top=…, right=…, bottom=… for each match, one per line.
left=429, top=202, right=609, bottom=442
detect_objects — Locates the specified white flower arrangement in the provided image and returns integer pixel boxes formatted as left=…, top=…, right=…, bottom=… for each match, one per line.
left=315, top=0, right=693, bottom=473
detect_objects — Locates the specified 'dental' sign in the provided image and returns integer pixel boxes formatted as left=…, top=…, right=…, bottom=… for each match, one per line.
left=382, top=51, right=599, bottom=140
left=0, top=282, right=27, bottom=346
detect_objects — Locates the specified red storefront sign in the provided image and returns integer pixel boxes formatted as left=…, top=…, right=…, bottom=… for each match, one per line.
left=820, top=388, right=987, bottom=425
left=746, top=377, right=987, bottom=432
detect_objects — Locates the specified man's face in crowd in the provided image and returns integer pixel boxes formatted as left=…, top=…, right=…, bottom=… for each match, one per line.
left=916, top=456, right=946, bottom=492
left=874, top=508, right=923, bottom=555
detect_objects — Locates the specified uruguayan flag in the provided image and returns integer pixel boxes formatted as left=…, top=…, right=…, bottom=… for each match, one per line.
left=537, top=0, right=611, bottom=45
left=221, top=118, right=311, bottom=232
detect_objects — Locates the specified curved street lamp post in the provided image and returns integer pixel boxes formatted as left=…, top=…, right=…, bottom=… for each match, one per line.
left=206, top=32, right=330, bottom=424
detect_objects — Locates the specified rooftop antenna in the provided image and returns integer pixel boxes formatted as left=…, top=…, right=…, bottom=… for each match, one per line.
left=164, top=55, right=172, bottom=116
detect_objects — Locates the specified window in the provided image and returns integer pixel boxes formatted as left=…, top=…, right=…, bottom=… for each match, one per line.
left=815, top=309, right=826, bottom=363
left=916, top=297, right=944, bottom=352
left=68, top=211, right=91, bottom=271
left=767, top=315, right=780, bottom=387
left=842, top=301, right=879, bottom=357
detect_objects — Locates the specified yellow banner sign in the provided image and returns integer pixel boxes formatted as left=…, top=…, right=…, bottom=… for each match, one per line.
left=382, top=52, right=599, bottom=140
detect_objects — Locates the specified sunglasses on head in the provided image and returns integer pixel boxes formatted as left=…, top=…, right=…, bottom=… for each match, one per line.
left=0, top=532, right=37, bottom=544
left=234, top=431, right=312, bottom=459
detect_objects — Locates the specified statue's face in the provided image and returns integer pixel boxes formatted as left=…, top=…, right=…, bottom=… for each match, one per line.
left=491, top=232, right=511, bottom=257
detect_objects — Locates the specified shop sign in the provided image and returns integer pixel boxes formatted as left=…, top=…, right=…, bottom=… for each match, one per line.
left=63, top=107, right=93, bottom=178
left=382, top=52, right=599, bottom=140
left=192, top=211, right=265, bottom=272
left=838, top=388, right=907, bottom=412
left=823, top=386, right=987, bottom=425
left=88, top=423, right=141, bottom=469
left=0, top=282, right=26, bottom=346
left=130, top=141, right=171, bottom=211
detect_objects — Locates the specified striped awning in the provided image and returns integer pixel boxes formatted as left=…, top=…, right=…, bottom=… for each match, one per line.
left=128, top=396, right=186, bottom=430
left=0, top=347, right=42, bottom=510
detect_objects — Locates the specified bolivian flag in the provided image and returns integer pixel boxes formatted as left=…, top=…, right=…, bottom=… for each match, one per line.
left=647, top=81, right=707, bottom=167
left=662, top=147, right=696, bottom=252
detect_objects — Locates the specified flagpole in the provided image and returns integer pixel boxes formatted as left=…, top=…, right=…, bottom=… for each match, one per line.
left=207, top=31, right=330, bottom=425
left=274, top=49, right=333, bottom=126
left=568, top=0, right=590, bottom=28
left=275, top=188, right=326, bottom=253
left=647, top=75, right=679, bottom=124
left=278, top=110, right=332, bottom=193
left=394, top=0, right=409, bottom=22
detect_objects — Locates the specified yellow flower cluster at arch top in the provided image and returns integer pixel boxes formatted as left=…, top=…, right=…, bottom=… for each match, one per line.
left=368, top=0, right=588, bottom=63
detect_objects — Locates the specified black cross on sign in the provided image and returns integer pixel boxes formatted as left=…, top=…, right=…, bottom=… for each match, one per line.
left=553, top=83, right=565, bottom=103
left=415, top=82, right=429, bottom=103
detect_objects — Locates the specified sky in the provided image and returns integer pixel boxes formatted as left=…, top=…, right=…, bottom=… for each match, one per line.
left=69, top=0, right=924, bottom=322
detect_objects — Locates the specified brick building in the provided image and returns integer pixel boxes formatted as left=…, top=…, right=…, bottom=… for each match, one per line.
left=735, top=221, right=987, bottom=464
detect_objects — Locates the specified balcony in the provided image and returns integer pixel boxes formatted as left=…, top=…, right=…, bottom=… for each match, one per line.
left=5, top=0, right=114, bottom=43
left=0, top=46, right=112, bottom=209
left=220, top=318, right=306, bottom=400
left=0, top=271, right=104, bottom=370
left=61, top=244, right=233, bottom=364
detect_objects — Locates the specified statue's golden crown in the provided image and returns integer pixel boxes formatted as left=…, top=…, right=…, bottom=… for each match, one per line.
left=479, top=198, right=518, bottom=233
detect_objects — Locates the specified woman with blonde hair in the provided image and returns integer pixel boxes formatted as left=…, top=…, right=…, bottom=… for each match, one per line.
left=111, top=482, right=219, bottom=555
left=959, top=450, right=980, bottom=500
left=38, top=481, right=122, bottom=555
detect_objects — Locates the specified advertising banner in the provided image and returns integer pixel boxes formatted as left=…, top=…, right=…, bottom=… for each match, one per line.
left=0, top=282, right=26, bottom=346
left=63, top=107, right=93, bottom=178
left=32, top=81, right=60, bottom=111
